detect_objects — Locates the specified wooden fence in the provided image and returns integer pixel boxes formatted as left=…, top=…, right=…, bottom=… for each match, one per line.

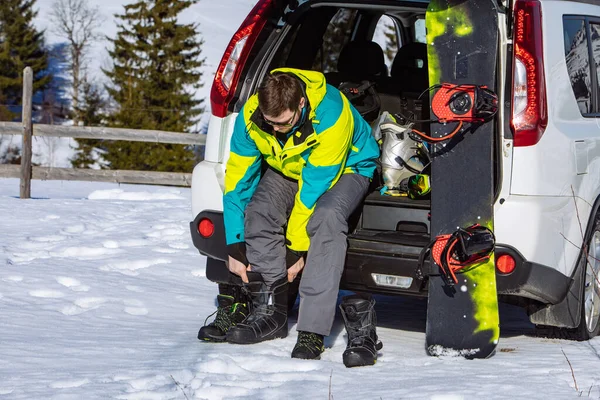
left=0, top=67, right=206, bottom=198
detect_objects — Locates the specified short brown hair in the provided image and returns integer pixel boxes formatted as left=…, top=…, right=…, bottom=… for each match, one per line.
left=257, top=72, right=303, bottom=117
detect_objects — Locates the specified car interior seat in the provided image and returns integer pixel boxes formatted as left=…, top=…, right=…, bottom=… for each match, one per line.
left=379, top=42, right=430, bottom=131
left=325, top=40, right=388, bottom=87
left=390, top=42, right=428, bottom=94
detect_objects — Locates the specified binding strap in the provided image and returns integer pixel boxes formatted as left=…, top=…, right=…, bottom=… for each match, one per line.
left=416, top=224, right=495, bottom=286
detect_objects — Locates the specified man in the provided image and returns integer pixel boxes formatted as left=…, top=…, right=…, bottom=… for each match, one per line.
left=198, top=68, right=382, bottom=367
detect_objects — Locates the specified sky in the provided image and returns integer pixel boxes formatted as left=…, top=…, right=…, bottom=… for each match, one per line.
left=1, top=177, right=600, bottom=399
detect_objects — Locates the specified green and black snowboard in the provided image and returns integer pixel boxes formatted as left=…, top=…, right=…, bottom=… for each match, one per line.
left=425, top=0, right=500, bottom=358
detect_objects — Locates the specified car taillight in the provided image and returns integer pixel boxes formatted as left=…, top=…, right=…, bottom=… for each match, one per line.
left=496, top=254, right=516, bottom=274
left=511, top=0, right=547, bottom=147
left=198, top=218, right=215, bottom=238
left=210, top=0, right=275, bottom=118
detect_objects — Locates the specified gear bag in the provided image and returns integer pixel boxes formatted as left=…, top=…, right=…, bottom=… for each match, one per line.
left=339, top=80, right=381, bottom=123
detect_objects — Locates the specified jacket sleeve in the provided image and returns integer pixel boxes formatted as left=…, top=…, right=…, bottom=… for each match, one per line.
left=223, top=109, right=262, bottom=245
left=285, top=98, right=354, bottom=252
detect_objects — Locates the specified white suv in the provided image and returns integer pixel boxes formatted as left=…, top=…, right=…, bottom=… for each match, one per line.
left=190, top=0, right=600, bottom=340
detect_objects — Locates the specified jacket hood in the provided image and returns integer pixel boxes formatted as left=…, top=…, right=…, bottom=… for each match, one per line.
left=271, top=67, right=327, bottom=121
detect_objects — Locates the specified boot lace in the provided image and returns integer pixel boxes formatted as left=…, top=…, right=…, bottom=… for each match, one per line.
left=341, top=309, right=375, bottom=347
left=203, top=304, right=233, bottom=332
left=243, top=286, right=275, bottom=321
left=297, top=331, right=324, bottom=352
left=347, top=326, right=371, bottom=347
left=204, top=301, right=248, bottom=333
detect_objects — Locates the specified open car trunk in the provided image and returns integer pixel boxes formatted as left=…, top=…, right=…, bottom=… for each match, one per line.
left=235, top=0, right=501, bottom=295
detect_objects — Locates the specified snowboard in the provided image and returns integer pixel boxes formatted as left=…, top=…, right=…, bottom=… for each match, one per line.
left=424, top=0, right=500, bottom=358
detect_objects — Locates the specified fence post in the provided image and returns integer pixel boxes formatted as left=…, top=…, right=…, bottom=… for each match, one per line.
left=20, top=67, right=33, bottom=199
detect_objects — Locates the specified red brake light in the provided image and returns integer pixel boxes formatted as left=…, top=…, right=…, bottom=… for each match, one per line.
left=511, top=0, right=547, bottom=147
left=198, top=218, right=215, bottom=238
left=210, top=0, right=275, bottom=118
left=496, top=254, right=516, bottom=274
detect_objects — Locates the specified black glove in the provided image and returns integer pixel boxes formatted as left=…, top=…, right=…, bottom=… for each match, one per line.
left=286, top=247, right=306, bottom=269
left=227, top=242, right=249, bottom=267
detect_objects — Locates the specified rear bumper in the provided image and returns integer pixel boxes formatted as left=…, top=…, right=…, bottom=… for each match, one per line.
left=190, top=211, right=572, bottom=305
left=341, top=235, right=429, bottom=296
left=190, top=210, right=228, bottom=261
left=494, top=245, right=572, bottom=304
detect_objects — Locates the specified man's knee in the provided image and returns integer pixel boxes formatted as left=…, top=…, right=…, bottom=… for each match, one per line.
left=308, top=203, right=346, bottom=236
left=245, top=195, right=267, bottom=218
left=245, top=199, right=276, bottom=237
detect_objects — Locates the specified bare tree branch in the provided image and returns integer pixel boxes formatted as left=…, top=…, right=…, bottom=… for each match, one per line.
left=561, top=348, right=579, bottom=393
left=49, top=0, right=104, bottom=125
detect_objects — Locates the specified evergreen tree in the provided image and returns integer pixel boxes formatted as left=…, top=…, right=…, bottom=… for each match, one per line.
left=71, top=79, right=106, bottom=168
left=0, top=0, right=51, bottom=110
left=383, top=20, right=398, bottom=66
left=312, top=9, right=357, bottom=73
left=103, top=0, right=204, bottom=172
left=0, top=92, right=14, bottom=121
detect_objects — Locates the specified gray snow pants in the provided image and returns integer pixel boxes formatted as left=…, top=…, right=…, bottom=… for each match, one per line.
left=244, top=168, right=370, bottom=336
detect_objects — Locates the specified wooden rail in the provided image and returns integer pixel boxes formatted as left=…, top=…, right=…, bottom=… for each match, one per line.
left=0, top=122, right=206, bottom=145
left=1, top=67, right=206, bottom=197
left=0, top=165, right=192, bottom=187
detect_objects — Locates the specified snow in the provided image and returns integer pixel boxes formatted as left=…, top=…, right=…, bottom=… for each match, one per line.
left=1, top=178, right=600, bottom=399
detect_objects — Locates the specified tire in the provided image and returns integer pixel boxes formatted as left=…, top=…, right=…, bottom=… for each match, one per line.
left=536, top=212, right=600, bottom=340
left=577, top=214, right=600, bottom=340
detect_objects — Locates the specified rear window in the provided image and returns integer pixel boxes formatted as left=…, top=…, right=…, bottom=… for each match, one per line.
left=415, top=19, right=426, bottom=44
left=373, top=15, right=401, bottom=72
left=563, top=17, right=593, bottom=115
left=310, top=9, right=357, bottom=73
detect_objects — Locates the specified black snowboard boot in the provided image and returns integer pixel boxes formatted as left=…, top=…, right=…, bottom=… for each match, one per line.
left=226, top=276, right=289, bottom=344
left=198, top=284, right=249, bottom=342
left=339, top=294, right=383, bottom=368
left=291, top=331, right=325, bottom=360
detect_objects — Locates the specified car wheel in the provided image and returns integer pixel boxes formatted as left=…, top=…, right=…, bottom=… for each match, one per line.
left=536, top=213, right=600, bottom=340
left=579, top=221, right=600, bottom=339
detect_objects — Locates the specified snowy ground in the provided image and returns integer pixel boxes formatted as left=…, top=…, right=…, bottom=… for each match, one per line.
left=1, top=178, right=600, bottom=399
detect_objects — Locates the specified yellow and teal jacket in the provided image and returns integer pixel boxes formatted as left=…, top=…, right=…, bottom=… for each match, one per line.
left=223, top=68, right=380, bottom=252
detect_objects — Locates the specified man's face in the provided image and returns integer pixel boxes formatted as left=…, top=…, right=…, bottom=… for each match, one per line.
left=263, top=98, right=305, bottom=134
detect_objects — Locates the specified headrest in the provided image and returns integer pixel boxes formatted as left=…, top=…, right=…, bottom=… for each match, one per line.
left=391, top=42, right=428, bottom=78
left=391, top=42, right=428, bottom=92
left=337, top=40, right=387, bottom=81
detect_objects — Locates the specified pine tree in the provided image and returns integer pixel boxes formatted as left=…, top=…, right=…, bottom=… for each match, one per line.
left=0, top=0, right=51, bottom=109
left=383, top=20, right=398, bottom=66
left=0, top=92, right=14, bottom=121
left=312, top=9, right=357, bottom=73
left=71, top=79, right=106, bottom=168
left=102, top=0, right=204, bottom=172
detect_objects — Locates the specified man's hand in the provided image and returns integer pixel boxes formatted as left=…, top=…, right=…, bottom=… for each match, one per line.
left=228, top=256, right=252, bottom=283
left=287, top=257, right=305, bottom=282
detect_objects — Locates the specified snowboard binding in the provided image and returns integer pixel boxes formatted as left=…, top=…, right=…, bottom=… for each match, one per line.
left=416, top=224, right=495, bottom=286
left=431, top=83, right=498, bottom=123
left=394, top=83, right=498, bottom=144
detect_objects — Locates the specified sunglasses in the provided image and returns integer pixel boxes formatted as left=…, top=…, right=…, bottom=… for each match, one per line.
left=263, top=108, right=297, bottom=128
